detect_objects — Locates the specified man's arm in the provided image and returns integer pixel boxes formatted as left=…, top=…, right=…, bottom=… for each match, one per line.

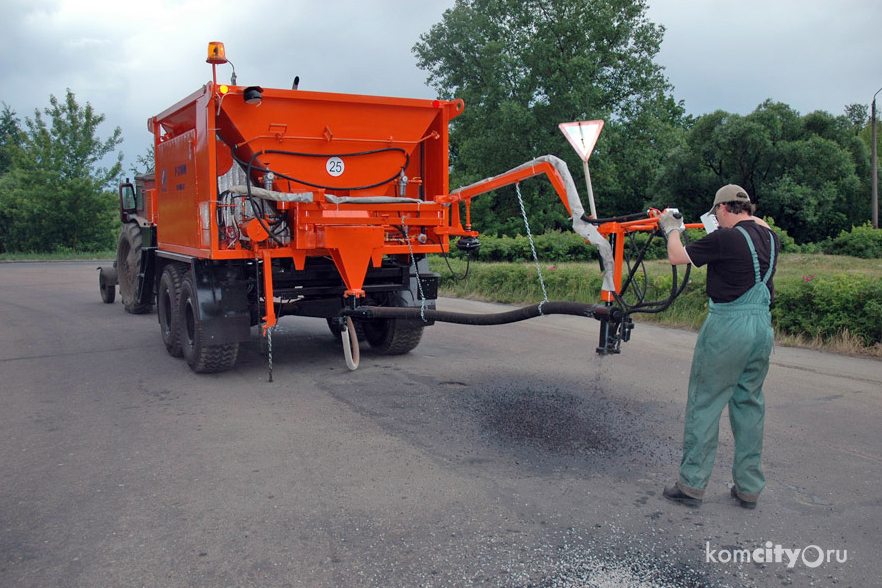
left=657, top=209, right=693, bottom=266
left=666, top=231, right=693, bottom=266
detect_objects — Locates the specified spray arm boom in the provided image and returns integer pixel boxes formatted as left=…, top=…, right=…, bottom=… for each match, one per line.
left=438, top=158, right=573, bottom=216
left=441, top=155, right=616, bottom=293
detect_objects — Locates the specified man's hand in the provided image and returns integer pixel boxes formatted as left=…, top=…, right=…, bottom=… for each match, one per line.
left=659, top=209, right=693, bottom=266
left=658, top=210, right=683, bottom=237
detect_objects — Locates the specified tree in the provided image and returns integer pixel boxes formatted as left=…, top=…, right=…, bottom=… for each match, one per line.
left=0, top=90, right=122, bottom=252
left=0, top=104, right=22, bottom=248
left=653, top=101, right=868, bottom=243
left=0, top=103, right=20, bottom=175
left=764, top=135, right=861, bottom=243
left=413, top=0, right=684, bottom=235
left=844, top=103, right=868, bottom=134
left=129, top=143, right=155, bottom=177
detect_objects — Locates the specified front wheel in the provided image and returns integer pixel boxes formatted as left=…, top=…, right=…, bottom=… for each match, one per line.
left=178, top=272, right=239, bottom=373
left=116, top=222, right=152, bottom=314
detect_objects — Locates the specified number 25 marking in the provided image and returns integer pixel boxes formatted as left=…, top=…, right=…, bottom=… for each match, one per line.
left=326, top=157, right=344, bottom=177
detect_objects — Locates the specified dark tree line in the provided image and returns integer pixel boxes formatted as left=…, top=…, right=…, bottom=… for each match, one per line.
left=415, top=0, right=875, bottom=243
left=652, top=102, right=870, bottom=243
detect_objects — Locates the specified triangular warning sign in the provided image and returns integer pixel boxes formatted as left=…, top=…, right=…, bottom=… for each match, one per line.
left=558, top=120, right=604, bottom=162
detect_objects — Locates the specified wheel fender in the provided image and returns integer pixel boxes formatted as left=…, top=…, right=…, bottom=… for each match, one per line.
left=188, top=260, right=252, bottom=345
left=400, top=256, right=438, bottom=311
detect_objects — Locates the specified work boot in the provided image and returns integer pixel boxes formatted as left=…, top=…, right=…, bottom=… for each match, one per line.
left=663, top=484, right=702, bottom=508
left=730, top=486, right=757, bottom=509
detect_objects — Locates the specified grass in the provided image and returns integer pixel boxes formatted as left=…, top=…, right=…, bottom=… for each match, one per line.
left=774, top=330, right=880, bottom=357
left=769, top=252, right=882, bottom=280
left=0, top=250, right=116, bottom=262
left=431, top=254, right=882, bottom=358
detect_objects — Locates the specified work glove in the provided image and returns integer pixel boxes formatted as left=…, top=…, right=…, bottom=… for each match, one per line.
left=658, top=209, right=683, bottom=237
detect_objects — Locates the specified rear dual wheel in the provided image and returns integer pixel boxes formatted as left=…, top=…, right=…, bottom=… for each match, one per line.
left=178, top=271, right=239, bottom=373
left=328, top=315, right=422, bottom=355
left=361, top=317, right=424, bottom=355
left=350, top=292, right=424, bottom=355
left=157, top=263, right=238, bottom=372
left=157, top=264, right=185, bottom=357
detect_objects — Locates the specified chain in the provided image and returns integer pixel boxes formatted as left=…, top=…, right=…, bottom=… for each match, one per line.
left=515, top=182, right=548, bottom=312
left=403, top=225, right=428, bottom=322
left=267, top=325, right=274, bottom=383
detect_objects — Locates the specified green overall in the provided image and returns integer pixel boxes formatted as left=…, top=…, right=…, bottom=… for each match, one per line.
left=678, top=227, right=776, bottom=502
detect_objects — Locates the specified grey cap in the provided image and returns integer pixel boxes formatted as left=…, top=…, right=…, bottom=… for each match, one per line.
left=710, top=184, right=751, bottom=212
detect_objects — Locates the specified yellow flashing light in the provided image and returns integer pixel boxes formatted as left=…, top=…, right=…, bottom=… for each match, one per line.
left=219, top=85, right=229, bottom=94
left=207, top=42, right=227, bottom=64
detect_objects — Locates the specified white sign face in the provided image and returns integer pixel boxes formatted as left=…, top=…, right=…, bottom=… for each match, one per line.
left=326, top=156, right=344, bottom=177
left=558, top=120, right=604, bottom=162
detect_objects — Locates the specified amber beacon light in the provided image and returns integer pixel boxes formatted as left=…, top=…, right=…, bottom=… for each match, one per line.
left=206, top=42, right=227, bottom=64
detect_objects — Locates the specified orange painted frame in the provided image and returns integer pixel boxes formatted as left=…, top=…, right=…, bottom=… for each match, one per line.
left=595, top=212, right=703, bottom=302
left=148, top=79, right=467, bottom=325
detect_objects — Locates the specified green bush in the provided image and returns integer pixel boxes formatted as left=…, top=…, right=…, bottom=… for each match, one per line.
left=450, top=230, right=597, bottom=262
left=797, top=240, right=825, bottom=254
left=823, top=222, right=882, bottom=259
left=772, top=274, right=882, bottom=346
left=622, top=231, right=668, bottom=261
left=535, top=230, right=594, bottom=261
left=762, top=216, right=800, bottom=253
left=450, top=228, right=690, bottom=263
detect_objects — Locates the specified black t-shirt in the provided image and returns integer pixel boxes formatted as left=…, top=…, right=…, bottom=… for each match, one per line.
left=685, top=220, right=781, bottom=303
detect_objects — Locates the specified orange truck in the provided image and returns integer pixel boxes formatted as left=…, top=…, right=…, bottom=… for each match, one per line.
left=98, top=42, right=698, bottom=374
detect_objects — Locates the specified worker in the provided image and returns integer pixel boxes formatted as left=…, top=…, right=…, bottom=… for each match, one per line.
left=657, top=185, right=780, bottom=509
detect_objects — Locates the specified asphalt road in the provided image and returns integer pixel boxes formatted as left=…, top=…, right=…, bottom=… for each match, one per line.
left=1, top=261, right=880, bottom=588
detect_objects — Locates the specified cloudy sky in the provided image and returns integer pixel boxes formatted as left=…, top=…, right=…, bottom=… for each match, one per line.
left=1, top=0, right=880, bottom=172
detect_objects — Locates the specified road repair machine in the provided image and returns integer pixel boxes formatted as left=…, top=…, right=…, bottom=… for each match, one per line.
left=98, top=42, right=701, bottom=375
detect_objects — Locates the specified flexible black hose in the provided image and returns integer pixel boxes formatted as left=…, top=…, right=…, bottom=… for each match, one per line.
left=619, top=264, right=692, bottom=315
left=342, top=301, right=622, bottom=325
left=581, top=211, right=649, bottom=224
left=232, top=146, right=409, bottom=192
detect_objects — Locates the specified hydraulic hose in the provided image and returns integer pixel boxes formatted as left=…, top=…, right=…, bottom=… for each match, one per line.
left=342, top=301, right=623, bottom=326
left=581, top=211, right=650, bottom=224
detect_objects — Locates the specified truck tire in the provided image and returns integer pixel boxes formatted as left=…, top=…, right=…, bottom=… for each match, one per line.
left=157, top=263, right=185, bottom=357
left=362, top=317, right=424, bottom=355
left=178, top=271, right=239, bottom=373
left=117, top=222, right=152, bottom=314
